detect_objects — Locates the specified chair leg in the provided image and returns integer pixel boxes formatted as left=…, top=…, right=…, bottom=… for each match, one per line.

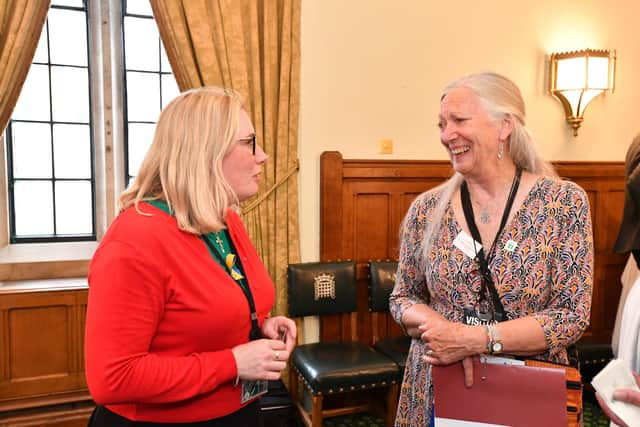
left=311, top=394, right=323, bottom=427
left=290, top=370, right=299, bottom=402
left=386, top=384, right=399, bottom=427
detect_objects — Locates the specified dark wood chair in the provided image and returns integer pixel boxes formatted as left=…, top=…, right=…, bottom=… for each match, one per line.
left=287, top=261, right=400, bottom=427
left=368, top=261, right=411, bottom=377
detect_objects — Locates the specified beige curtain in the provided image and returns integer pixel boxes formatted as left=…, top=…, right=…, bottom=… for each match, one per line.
left=150, top=0, right=301, bottom=316
left=0, top=0, right=50, bottom=132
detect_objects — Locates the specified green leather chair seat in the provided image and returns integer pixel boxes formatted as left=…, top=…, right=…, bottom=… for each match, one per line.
left=292, top=341, right=399, bottom=395
left=373, top=335, right=411, bottom=376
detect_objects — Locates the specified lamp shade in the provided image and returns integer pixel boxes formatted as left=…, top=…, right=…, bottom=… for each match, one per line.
left=549, top=49, right=616, bottom=136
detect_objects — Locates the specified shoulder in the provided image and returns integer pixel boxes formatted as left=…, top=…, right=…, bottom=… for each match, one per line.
left=535, top=176, right=589, bottom=204
left=410, top=184, right=447, bottom=212
left=97, top=203, right=189, bottom=257
left=108, top=203, right=175, bottom=239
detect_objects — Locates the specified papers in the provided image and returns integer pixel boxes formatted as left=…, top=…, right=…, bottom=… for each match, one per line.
left=432, top=358, right=566, bottom=427
left=591, top=358, right=640, bottom=426
left=435, top=418, right=509, bottom=427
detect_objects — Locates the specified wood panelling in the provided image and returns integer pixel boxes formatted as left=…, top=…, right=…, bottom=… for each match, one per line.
left=320, top=151, right=626, bottom=346
left=0, top=285, right=90, bottom=419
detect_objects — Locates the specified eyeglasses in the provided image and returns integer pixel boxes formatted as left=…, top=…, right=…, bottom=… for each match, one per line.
left=237, top=134, right=257, bottom=155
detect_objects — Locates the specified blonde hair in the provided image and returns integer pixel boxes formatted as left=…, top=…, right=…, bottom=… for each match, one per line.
left=419, top=71, right=557, bottom=265
left=119, top=86, right=244, bottom=234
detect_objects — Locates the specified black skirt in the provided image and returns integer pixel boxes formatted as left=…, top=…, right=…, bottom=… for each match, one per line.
left=87, top=401, right=260, bottom=427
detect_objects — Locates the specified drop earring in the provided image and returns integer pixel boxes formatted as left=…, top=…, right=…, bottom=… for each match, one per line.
left=497, top=142, right=504, bottom=160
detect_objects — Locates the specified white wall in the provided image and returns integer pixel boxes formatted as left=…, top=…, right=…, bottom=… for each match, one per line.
left=299, top=0, right=640, bottom=264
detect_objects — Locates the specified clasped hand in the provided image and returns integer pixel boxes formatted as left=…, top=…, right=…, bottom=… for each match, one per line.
left=419, top=316, right=477, bottom=387
left=231, top=316, right=297, bottom=382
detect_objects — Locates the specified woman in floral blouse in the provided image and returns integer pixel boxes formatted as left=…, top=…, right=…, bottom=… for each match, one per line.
left=389, top=71, right=593, bottom=426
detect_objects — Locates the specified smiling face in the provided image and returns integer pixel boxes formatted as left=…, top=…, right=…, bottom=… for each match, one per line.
left=221, top=109, right=268, bottom=202
left=438, top=86, right=506, bottom=179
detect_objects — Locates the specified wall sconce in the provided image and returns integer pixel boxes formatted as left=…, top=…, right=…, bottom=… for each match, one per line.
left=549, top=49, right=616, bottom=136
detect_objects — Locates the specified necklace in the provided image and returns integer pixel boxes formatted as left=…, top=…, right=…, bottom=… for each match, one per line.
left=214, top=232, right=225, bottom=253
left=472, top=172, right=520, bottom=225
left=479, top=208, right=492, bottom=224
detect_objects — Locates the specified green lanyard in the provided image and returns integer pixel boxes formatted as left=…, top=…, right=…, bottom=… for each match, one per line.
left=145, top=199, right=261, bottom=341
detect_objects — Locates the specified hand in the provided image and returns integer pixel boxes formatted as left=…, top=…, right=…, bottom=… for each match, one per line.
left=231, top=338, right=289, bottom=381
left=420, top=317, right=477, bottom=365
left=261, top=316, right=297, bottom=353
left=596, top=371, right=640, bottom=427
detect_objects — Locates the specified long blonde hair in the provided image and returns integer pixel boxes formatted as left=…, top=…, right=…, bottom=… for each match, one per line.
left=119, top=87, right=244, bottom=234
left=418, top=72, right=557, bottom=265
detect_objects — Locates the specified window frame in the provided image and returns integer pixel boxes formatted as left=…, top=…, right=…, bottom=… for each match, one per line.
left=0, top=0, right=126, bottom=279
left=121, top=2, right=175, bottom=186
left=6, top=1, right=97, bottom=244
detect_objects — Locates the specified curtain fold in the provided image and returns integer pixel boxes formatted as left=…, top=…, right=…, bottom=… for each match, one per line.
left=151, top=0, right=301, bottom=317
left=0, top=0, right=50, bottom=132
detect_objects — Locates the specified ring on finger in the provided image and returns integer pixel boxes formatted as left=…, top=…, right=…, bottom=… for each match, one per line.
left=426, top=349, right=434, bottom=357
left=274, top=350, right=280, bottom=361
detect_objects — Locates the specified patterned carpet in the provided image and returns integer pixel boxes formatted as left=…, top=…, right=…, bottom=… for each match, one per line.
left=321, top=414, right=385, bottom=427
left=583, top=394, right=611, bottom=427
left=316, top=400, right=610, bottom=426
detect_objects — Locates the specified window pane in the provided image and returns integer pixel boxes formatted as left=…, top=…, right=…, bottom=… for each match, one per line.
left=126, top=71, right=160, bottom=122
left=33, top=22, right=49, bottom=63
left=48, top=8, right=87, bottom=66
left=124, top=17, right=160, bottom=72
left=53, top=124, right=91, bottom=178
left=52, top=0, right=84, bottom=6
left=161, top=75, right=179, bottom=109
left=14, top=181, right=54, bottom=236
left=161, top=43, right=171, bottom=72
left=55, top=181, right=93, bottom=234
left=126, top=1, right=153, bottom=16
left=51, top=66, right=89, bottom=123
left=11, top=122, right=52, bottom=179
left=12, top=64, right=50, bottom=121
left=127, top=123, right=156, bottom=177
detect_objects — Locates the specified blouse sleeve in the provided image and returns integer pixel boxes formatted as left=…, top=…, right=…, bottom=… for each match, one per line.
left=532, top=183, right=594, bottom=358
left=389, top=193, right=432, bottom=328
left=84, top=240, right=237, bottom=405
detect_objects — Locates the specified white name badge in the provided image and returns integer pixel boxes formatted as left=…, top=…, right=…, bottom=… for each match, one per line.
left=453, top=231, right=482, bottom=259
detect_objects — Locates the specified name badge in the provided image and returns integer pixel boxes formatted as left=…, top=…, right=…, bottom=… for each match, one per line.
left=453, top=231, right=482, bottom=259
left=240, top=379, right=268, bottom=404
left=504, top=240, right=518, bottom=252
left=462, top=307, right=498, bottom=326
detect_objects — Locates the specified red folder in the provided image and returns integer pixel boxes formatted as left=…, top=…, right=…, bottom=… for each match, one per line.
left=432, top=358, right=567, bottom=427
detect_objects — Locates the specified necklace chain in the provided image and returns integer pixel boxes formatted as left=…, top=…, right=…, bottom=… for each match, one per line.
left=214, top=231, right=226, bottom=253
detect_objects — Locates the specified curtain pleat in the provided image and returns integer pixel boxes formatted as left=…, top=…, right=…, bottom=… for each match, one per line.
left=151, top=0, right=301, bottom=317
left=0, top=0, right=50, bottom=132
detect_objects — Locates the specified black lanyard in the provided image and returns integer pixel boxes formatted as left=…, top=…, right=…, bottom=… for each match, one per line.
left=202, top=231, right=261, bottom=341
left=460, top=167, right=522, bottom=322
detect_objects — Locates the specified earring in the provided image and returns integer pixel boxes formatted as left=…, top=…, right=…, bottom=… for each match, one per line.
left=497, top=143, right=504, bottom=160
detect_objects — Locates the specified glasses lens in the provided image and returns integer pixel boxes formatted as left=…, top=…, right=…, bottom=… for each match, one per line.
left=252, top=135, right=256, bottom=155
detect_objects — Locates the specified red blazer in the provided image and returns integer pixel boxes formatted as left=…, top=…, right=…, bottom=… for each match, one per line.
left=85, top=203, right=275, bottom=422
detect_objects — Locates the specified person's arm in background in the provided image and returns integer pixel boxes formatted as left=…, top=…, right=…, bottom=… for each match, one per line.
left=596, top=372, right=640, bottom=427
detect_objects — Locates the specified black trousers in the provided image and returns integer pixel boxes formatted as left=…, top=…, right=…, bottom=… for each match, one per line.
left=87, top=401, right=261, bottom=427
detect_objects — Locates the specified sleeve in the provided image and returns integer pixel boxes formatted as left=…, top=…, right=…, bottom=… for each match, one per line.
left=532, top=184, right=594, bottom=358
left=389, top=194, right=431, bottom=328
left=84, top=240, right=238, bottom=405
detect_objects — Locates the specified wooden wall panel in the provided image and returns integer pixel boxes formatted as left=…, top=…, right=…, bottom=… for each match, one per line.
left=0, top=287, right=90, bottom=414
left=320, top=152, right=626, bottom=346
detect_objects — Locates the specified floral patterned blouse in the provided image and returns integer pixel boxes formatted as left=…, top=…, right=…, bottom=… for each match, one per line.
left=389, top=177, right=594, bottom=426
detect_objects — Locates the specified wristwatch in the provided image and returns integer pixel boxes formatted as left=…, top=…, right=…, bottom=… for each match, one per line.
left=488, top=324, right=503, bottom=354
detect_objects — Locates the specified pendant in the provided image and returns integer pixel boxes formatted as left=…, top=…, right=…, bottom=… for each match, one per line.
left=215, top=233, right=225, bottom=253
left=479, top=210, right=491, bottom=224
